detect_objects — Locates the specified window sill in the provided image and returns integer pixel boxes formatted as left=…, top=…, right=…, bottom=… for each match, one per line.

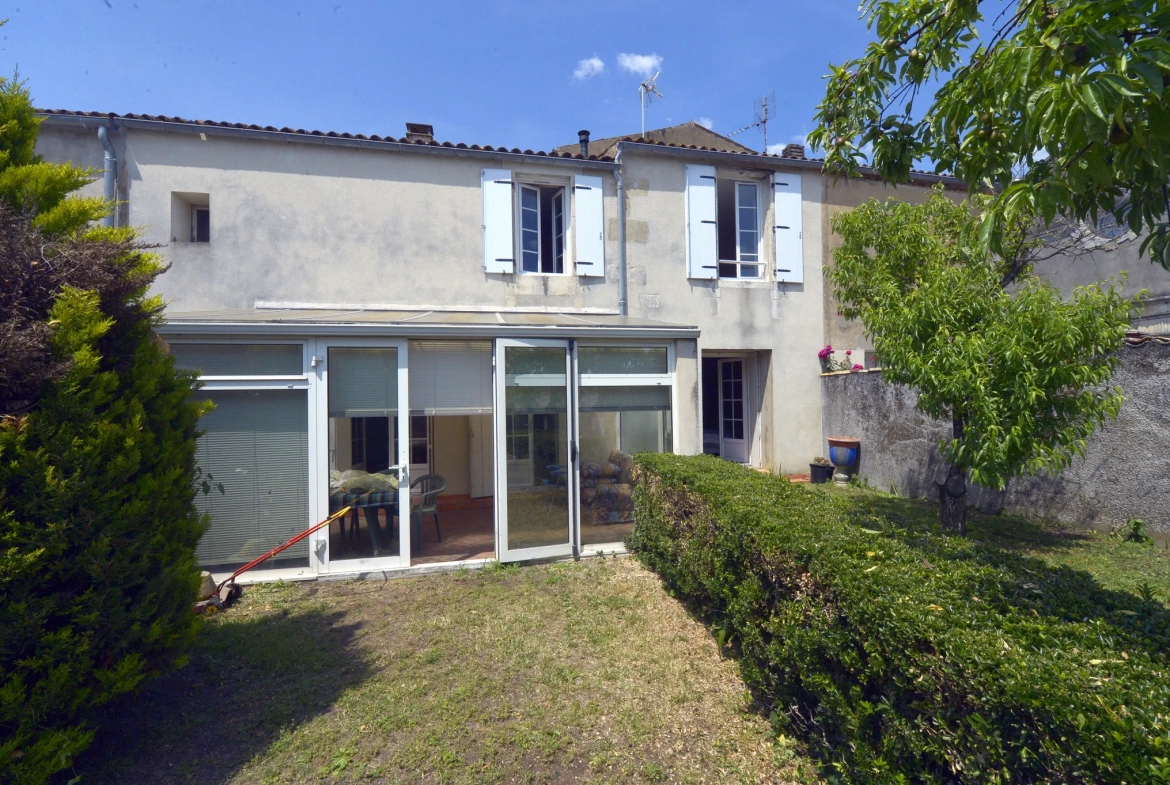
left=717, top=278, right=771, bottom=288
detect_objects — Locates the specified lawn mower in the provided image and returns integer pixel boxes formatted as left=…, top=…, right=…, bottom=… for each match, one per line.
left=193, top=505, right=352, bottom=616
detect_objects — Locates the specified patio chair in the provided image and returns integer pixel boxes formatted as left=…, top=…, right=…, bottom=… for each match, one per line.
left=410, top=474, right=447, bottom=544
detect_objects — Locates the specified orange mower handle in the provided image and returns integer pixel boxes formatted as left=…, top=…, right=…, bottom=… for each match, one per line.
left=217, top=505, right=352, bottom=591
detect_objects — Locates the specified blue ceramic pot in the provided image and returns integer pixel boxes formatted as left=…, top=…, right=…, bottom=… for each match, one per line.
left=828, top=444, right=857, bottom=467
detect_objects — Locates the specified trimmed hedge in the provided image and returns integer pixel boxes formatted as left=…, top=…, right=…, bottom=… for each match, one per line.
left=629, top=454, right=1170, bottom=784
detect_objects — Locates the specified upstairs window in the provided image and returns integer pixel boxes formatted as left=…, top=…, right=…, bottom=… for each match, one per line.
left=518, top=184, right=566, bottom=274
left=717, top=180, right=761, bottom=279
left=482, top=169, right=604, bottom=277
left=170, top=191, right=210, bottom=244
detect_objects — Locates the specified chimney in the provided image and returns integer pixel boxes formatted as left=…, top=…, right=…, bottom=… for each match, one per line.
left=405, top=122, right=434, bottom=143
left=781, top=143, right=806, bottom=160
left=578, top=129, right=590, bottom=157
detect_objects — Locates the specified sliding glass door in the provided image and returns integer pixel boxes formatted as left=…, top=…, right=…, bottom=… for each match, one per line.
left=495, top=339, right=576, bottom=562
left=314, top=338, right=411, bottom=572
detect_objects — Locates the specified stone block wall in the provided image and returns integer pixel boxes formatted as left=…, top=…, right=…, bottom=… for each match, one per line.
left=821, top=340, right=1170, bottom=532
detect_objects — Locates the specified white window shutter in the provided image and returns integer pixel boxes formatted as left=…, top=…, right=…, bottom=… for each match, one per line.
left=685, top=164, right=718, bottom=279
left=772, top=172, right=803, bottom=283
left=482, top=168, right=514, bottom=273
left=573, top=174, right=604, bottom=276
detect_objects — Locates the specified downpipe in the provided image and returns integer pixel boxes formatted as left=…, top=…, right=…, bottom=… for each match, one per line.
left=97, top=125, right=116, bottom=228
left=616, top=141, right=628, bottom=316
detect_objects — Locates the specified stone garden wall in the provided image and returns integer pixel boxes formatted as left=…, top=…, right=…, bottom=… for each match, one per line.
left=821, top=338, right=1170, bottom=533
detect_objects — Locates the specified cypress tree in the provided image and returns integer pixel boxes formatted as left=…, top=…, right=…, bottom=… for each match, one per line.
left=0, top=73, right=205, bottom=784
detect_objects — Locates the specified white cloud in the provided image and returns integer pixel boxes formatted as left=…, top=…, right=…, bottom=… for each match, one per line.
left=573, top=56, right=605, bottom=80
left=618, top=53, right=663, bottom=78
left=767, top=133, right=809, bottom=155
left=696, top=117, right=714, bottom=130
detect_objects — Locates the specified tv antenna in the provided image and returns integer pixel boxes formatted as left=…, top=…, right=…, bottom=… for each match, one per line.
left=730, top=91, right=776, bottom=151
left=638, top=71, right=663, bottom=137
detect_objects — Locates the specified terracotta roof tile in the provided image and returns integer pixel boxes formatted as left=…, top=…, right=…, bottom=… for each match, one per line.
left=36, top=108, right=595, bottom=161
left=36, top=109, right=958, bottom=181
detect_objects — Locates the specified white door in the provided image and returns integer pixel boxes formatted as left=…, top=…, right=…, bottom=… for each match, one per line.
left=718, top=358, right=748, bottom=463
left=495, top=338, right=577, bottom=562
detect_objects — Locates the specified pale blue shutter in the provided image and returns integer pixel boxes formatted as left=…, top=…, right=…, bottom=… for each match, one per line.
left=685, top=164, right=718, bottom=279
left=772, top=172, right=803, bottom=283
left=482, top=168, right=514, bottom=273
left=573, top=174, right=605, bottom=276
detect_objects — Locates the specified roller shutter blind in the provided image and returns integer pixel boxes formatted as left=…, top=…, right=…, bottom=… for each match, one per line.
left=573, top=174, right=605, bottom=276
left=772, top=172, right=804, bottom=283
left=193, top=390, right=309, bottom=568
left=685, top=164, right=718, bottom=279
left=482, top=168, right=515, bottom=273
left=408, top=340, right=493, bottom=415
left=327, top=348, right=399, bottom=418
left=170, top=343, right=302, bottom=376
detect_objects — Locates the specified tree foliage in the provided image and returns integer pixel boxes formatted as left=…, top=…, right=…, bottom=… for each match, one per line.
left=0, top=74, right=205, bottom=784
left=830, top=188, right=1135, bottom=531
left=809, top=0, right=1170, bottom=269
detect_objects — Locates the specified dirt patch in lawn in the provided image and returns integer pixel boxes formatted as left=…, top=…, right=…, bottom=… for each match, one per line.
left=81, top=558, right=815, bottom=784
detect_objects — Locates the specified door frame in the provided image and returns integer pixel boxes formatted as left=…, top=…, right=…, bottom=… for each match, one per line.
left=494, top=338, right=578, bottom=563
left=717, top=357, right=749, bottom=463
left=312, top=336, right=412, bottom=573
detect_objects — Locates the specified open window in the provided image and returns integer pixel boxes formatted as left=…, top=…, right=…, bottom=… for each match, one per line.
left=171, top=192, right=210, bottom=244
left=517, top=183, right=566, bottom=274
left=717, top=180, right=762, bottom=279
left=483, top=169, right=602, bottom=276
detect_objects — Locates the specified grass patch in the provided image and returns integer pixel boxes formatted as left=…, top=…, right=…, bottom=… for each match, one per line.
left=827, top=485, right=1170, bottom=606
left=79, top=559, right=816, bottom=784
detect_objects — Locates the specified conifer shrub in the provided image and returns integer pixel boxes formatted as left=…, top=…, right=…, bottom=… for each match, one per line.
left=629, top=454, right=1170, bottom=784
left=0, top=74, right=205, bottom=783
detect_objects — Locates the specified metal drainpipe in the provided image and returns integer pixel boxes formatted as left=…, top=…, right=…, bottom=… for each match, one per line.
left=616, top=141, right=628, bottom=316
left=97, top=125, right=116, bottom=228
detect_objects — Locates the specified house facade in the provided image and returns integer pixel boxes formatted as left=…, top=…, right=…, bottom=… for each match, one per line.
left=34, top=110, right=958, bottom=581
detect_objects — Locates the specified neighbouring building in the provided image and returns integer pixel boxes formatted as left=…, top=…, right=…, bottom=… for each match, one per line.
left=34, top=110, right=963, bottom=580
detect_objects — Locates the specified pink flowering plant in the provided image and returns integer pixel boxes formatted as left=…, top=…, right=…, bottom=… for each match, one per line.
left=817, top=344, right=854, bottom=372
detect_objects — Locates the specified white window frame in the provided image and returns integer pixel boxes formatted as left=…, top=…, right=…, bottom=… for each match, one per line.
left=575, top=341, right=676, bottom=554
left=514, top=179, right=569, bottom=276
left=166, top=338, right=316, bottom=582
left=720, top=180, right=763, bottom=280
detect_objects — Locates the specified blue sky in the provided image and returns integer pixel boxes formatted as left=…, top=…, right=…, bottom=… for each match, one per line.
left=2, top=1, right=878, bottom=154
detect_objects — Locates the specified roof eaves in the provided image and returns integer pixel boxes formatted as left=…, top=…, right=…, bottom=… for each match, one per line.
left=618, top=139, right=968, bottom=189
left=36, top=109, right=620, bottom=168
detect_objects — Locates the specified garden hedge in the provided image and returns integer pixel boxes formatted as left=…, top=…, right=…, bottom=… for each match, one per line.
left=629, top=454, right=1170, bottom=784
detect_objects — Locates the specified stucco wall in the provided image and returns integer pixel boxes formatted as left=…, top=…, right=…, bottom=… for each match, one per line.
left=37, top=125, right=624, bottom=314
left=622, top=152, right=825, bottom=473
left=821, top=341, right=1170, bottom=532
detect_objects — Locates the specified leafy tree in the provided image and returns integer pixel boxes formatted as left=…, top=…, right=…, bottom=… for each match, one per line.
left=809, top=0, right=1170, bottom=270
left=0, top=74, right=205, bottom=783
left=830, top=188, right=1135, bottom=532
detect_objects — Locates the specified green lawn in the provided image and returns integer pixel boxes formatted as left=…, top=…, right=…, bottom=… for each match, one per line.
left=82, top=558, right=815, bottom=784
left=827, top=484, right=1170, bottom=604
left=79, top=486, right=1170, bottom=783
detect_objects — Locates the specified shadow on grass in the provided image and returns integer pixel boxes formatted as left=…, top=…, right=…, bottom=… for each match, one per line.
left=834, top=491, right=1170, bottom=651
left=79, top=599, right=371, bottom=784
